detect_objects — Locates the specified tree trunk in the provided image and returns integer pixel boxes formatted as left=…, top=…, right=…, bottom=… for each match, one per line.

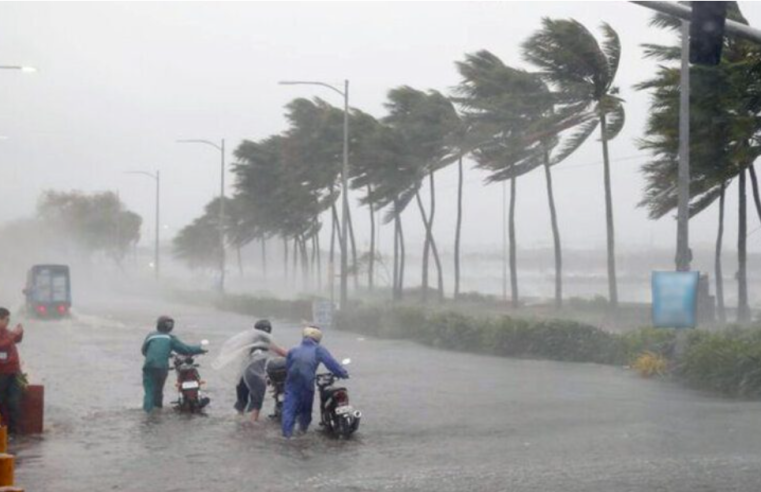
left=738, top=169, right=751, bottom=323
left=416, top=189, right=444, bottom=303
left=261, top=237, right=267, bottom=280
left=599, top=113, right=619, bottom=308
left=429, top=171, right=444, bottom=301
left=543, top=148, right=562, bottom=309
left=293, top=237, right=299, bottom=288
left=300, top=236, right=309, bottom=291
left=715, top=182, right=726, bottom=324
left=509, top=176, right=519, bottom=308
left=420, top=188, right=431, bottom=303
left=749, top=164, right=761, bottom=224
left=347, top=205, right=359, bottom=290
left=237, top=245, right=244, bottom=277
left=283, top=237, right=289, bottom=285
left=393, top=207, right=400, bottom=301
left=399, top=210, right=406, bottom=300
left=367, top=184, right=376, bottom=292
left=315, top=234, right=323, bottom=293
left=454, top=157, right=464, bottom=300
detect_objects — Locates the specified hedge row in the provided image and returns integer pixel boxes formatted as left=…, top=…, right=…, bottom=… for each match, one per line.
left=336, top=305, right=630, bottom=365
left=336, top=304, right=761, bottom=399
left=178, top=290, right=761, bottom=400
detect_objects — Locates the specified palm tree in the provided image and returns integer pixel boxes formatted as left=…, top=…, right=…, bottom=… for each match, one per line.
left=523, top=19, right=626, bottom=308
left=382, top=86, right=461, bottom=302
left=455, top=50, right=573, bottom=308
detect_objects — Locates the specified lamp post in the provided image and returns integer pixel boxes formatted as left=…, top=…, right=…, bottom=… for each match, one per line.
left=125, top=170, right=161, bottom=279
left=0, top=66, right=36, bottom=73
left=279, top=79, right=350, bottom=309
left=176, top=139, right=226, bottom=293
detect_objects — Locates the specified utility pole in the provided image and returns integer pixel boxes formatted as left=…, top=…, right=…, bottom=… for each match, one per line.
left=676, top=20, right=691, bottom=272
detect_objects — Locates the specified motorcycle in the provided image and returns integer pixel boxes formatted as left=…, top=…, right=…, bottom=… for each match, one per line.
left=172, top=340, right=211, bottom=414
left=265, top=356, right=287, bottom=421
left=316, top=358, right=361, bottom=439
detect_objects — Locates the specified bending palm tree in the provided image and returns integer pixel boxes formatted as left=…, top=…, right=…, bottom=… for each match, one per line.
left=523, top=19, right=625, bottom=308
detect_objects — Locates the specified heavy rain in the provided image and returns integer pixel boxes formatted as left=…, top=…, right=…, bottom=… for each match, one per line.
left=2, top=1, right=761, bottom=491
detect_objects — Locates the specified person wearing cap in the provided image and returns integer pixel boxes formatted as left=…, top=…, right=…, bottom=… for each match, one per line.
left=141, top=316, right=206, bottom=413
left=282, top=326, right=348, bottom=438
left=234, top=319, right=288, bottom=423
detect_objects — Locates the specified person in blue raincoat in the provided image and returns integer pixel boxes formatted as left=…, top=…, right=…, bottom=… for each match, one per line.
left=141, top=316, right=207, bottom=412
left=282, top=326, right=348, bottom=438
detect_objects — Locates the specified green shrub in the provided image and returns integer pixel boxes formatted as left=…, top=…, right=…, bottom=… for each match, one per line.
left=621, top=327, right=677, bottom=362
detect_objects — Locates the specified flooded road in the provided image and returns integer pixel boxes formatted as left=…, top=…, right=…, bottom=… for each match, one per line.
left=15, top=295, right=761, bottom=491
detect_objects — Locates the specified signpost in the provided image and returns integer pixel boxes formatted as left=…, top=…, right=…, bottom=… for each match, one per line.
left=312, top=300, right=336, bottom=329
left=652, top=271, right=700, bottom=329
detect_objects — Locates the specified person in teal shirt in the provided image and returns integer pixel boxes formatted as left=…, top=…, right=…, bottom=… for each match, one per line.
left=141, top=316, right=206, bottom=412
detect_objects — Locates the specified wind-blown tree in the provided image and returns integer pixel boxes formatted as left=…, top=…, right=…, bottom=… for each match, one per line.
left=231, top=131, right=332, bottom=290
left=455, top=50, right=580, bottom=308
left=381, top=86, right=461, bottom=302
left=356, top=121, right=417, bottom=300
left=281, top=98, right=360, bottom=289
left=37, top=190, right=142, bottom=265
left=523, top=19, right=626, bottom=308
left=637, top=3, right=760, bottom=323
left=173, top=201, right=222, bottom=272
left=348, top=108, right=388, bottom=292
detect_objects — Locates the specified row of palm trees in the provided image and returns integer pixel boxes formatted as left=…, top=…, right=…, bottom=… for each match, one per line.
left=174, top=6, right=761, bottom=321
left=174, top=16, right=627, bottom=309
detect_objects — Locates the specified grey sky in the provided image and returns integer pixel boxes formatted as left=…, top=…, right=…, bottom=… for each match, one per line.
left=1, top=1, right=759, bottom=257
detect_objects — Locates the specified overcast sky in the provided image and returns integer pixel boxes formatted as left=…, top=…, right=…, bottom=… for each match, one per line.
left=1, top=1, right=760, bottom=257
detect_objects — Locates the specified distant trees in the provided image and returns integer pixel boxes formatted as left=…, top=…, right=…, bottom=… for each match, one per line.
left=37, top=190, right=142, bottom=264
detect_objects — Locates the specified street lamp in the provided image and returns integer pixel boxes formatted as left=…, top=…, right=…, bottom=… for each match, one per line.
left=279, top=79, right=350, bottom=309
left=125, top=170, right=161, bottom=279
left=176, top=138, right=226, bottom=293
left=0, top=66, right=37, bottom=73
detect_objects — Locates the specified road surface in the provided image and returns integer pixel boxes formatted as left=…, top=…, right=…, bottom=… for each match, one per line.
left=14, top=294, right=761, bottom=491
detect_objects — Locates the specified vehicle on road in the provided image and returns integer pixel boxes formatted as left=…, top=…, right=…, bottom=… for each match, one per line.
left=266, top=356, right=287, bottom=421
left=172, top=340, right=210, bottom=413
left=23, top=264, right=72, bottom=319
left=317, top=358, right=361, bottom=439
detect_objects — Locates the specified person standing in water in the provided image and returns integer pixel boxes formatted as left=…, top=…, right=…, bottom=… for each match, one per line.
left=235, top=319, right=287, bottom=423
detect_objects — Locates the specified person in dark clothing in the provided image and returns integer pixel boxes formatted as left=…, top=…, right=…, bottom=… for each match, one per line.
left=0, top=307, right=24, bottom=434
left=141, top=316, right=206, bottom=412
left=282, top=326, right=348, bottom=438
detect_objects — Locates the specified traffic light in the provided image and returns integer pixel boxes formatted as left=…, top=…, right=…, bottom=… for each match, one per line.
left=690, top=2, right=728, bottom=66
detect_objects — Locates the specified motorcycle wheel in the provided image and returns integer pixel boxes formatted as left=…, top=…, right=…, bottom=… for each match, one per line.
left=337, top=417, right=354, bottom=439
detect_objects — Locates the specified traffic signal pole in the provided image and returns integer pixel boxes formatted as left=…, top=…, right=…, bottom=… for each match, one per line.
left=631, top=2, right=761, bottom=45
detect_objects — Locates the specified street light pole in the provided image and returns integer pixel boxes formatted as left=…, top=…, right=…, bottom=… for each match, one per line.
left=279, top=79, right=350, bottom=309
left=676, top=20, right=691, bottom=272
left=176, top=139, right=226, bottom=293
left=125, top=170, right=161, bottom=279
left=0, top=66, right=36, bottom=72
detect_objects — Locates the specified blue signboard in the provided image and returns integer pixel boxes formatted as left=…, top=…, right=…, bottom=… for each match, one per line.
left=312, top=300, right=335, bottom=329
left=652, top=271, right=700, bottom=328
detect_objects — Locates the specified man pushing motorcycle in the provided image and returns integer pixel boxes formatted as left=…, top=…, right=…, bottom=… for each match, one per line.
left=282, top=326, right=348, bottom=438
left=141, top=316, right=207, bottom=412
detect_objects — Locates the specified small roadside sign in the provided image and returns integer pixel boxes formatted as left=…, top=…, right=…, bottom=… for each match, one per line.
left=652, top=271, right=700, bottom=328
left=312, top=300, right=335, bottom=329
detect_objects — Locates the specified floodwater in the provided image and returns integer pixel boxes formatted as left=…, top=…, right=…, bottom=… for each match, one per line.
left=15, top=294, right=761, bottom=491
